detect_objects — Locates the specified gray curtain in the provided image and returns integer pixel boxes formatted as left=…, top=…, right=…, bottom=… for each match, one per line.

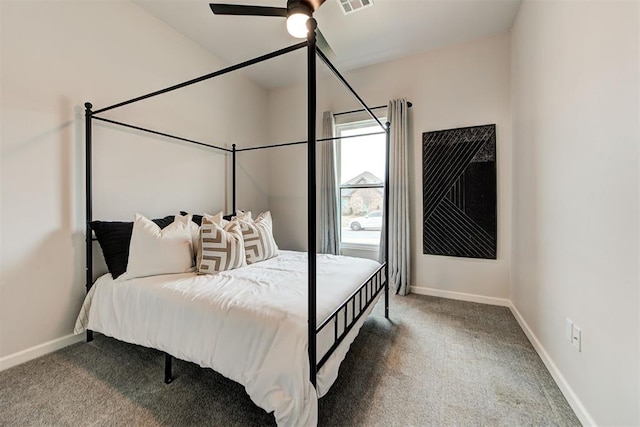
left=319, top=111, right=339, bottom=254
left=380, top=99, right=411, bottom=295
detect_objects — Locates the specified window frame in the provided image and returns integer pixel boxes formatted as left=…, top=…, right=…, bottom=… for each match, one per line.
left=335, top=117, right=387, bottom=252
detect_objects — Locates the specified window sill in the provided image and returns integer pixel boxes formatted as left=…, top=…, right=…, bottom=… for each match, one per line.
left=340, top=242, right=380, bottom=252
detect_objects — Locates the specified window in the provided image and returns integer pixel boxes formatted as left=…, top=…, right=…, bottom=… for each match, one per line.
left=336, top=118, right=386, bottom=248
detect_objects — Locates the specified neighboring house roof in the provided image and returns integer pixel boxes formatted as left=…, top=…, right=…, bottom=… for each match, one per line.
left=342, top=171, right=383, bottom=186
left=341, top=171, right=383, bottom=197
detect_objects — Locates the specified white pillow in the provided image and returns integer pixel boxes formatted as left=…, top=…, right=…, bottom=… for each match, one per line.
left=198, top=218, right=246, bottom=273
left=176, top=213, right=201, bottom=266
left=124, top=214, right=193, bottom=279
left=235, top=210, right=252, bottom=221
left=235, top=211, right=279, bottom=264
left=203, top=210, right=229, bottom=227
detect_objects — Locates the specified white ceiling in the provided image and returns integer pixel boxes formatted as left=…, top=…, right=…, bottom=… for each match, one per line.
left=133, top=0, right=522, bottom=89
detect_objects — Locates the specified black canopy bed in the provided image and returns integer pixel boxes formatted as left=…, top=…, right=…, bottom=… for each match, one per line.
left=77, top=18, right=390, bottom=426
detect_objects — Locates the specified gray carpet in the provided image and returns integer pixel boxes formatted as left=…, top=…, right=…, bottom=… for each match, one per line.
left=0, top=294, right=580, bottom=426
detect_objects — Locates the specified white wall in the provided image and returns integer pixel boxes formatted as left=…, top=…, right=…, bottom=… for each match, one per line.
left=0, top=1, right=269, bottom=363
left=511, top=1, right=639, bottom=425
left=268, top=34, right=512, bottom=300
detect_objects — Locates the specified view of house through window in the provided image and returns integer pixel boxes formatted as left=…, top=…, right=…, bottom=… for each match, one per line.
left=337, top=119, right=386, bottom=247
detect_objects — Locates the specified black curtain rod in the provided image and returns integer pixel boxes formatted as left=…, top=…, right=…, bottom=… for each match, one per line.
left=236, top=131, right=387, bottom=152
left=93, top=41, right=307, bottom=115
left=315, top=47, right=386, bottom=132
left=333, top=102, right=413, bottom=117
left=92, top=116, right=232, bottom=153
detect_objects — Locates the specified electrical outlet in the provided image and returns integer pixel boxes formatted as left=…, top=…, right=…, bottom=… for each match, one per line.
left=566, top=318, right=573, bottom=343
left=572, top=324, right=582, bottom=352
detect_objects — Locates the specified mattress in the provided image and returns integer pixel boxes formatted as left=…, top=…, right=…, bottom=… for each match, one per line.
left=74, top=250, right=383, bottom=427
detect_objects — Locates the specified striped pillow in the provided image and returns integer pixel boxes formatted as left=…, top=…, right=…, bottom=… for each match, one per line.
left=236, top=211, right=279, bottom=264
left=197, top=218, right=246, bottom=274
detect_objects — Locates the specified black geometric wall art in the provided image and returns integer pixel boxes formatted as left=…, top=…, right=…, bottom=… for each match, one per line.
left=423, top=124, right=496, bottom=259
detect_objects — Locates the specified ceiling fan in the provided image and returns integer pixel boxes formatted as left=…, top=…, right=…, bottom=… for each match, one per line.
left=209, top=0, right=336, bottom=59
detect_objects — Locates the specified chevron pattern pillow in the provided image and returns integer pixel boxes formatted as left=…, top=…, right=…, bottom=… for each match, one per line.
left=236, top=211, right=279, bottom=264
left=197, top=218, right=246, bottom=274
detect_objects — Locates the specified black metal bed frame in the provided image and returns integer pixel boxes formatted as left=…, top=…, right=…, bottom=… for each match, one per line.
left=84, top=19, right=389, bottom=390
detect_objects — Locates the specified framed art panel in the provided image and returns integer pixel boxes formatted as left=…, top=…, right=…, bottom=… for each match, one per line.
left=422, top=124, right=496, bottom=259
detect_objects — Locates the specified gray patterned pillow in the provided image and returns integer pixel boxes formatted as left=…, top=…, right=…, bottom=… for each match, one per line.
left=197, top=218, right=246, bottom=274
left=236, top=211, right=279, bottom=264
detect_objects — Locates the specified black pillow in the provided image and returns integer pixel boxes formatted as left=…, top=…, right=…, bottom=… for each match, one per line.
left=180, top=211, right=235, bottom=225
left=90, top=215, right=175, bottom=279
left=180, top=211, right=203, bottom=226
left=152, top=216, right=175, bottom=229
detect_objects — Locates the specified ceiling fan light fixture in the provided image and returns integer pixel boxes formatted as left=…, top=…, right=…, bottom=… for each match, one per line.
left=286, top=12, right=310, bottom=38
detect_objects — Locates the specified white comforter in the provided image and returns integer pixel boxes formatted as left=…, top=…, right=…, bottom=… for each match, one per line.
left=74, top=250, right=382, bottom=426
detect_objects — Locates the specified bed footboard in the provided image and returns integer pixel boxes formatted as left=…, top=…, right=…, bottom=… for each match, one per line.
left=316, top=262, right=387, bottom=371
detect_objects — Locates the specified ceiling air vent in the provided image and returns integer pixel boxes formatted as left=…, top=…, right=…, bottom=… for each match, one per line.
left=337, top=0, right=374, bottom=15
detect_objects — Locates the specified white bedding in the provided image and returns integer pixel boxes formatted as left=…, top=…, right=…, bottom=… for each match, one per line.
left=74, top=250, right=383, bottom=427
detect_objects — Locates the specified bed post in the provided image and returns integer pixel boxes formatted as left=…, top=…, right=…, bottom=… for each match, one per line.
left=232, top=143, right=237, bottom=215
left=384, top=121, right=391, bottom=319
left=307, top=18, right=318, bottom=388
left=85, top=102, right=94, bottom=342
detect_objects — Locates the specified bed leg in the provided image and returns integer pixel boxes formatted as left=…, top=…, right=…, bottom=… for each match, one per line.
left=164, top=353, right=173, bottom=384
left=384, top=281, right=389, bottom=319
left=86, top=329, right=93, bottom=342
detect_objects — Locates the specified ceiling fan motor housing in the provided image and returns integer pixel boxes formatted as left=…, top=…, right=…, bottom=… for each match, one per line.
left=287, top=0, right=313, bottom=16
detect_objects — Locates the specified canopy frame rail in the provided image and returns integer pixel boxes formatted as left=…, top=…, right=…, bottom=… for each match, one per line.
left=92, top=116, right=232, bottom=153
left=235, top=131, right=387, bottom=152
left=316, top=47, right=385, bottom=131
left=93, top=41, right=307, bottom=115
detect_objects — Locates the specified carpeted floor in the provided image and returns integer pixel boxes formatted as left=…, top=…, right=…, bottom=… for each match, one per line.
left=0, top=294, right=580, bottom=426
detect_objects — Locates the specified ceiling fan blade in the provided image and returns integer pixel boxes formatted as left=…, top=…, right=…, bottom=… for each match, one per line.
left=302, top=0, right=326, bottom=12
left=316, top=27, right=337, bottom=63
left=209, top=4, right=287, bottom=17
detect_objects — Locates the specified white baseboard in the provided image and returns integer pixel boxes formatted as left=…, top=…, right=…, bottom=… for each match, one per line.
left=410, top=285, right=511, bottom=307
left=509, top=303, right=595, bottom=426
left=0, top=333, right=84, bottom=372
